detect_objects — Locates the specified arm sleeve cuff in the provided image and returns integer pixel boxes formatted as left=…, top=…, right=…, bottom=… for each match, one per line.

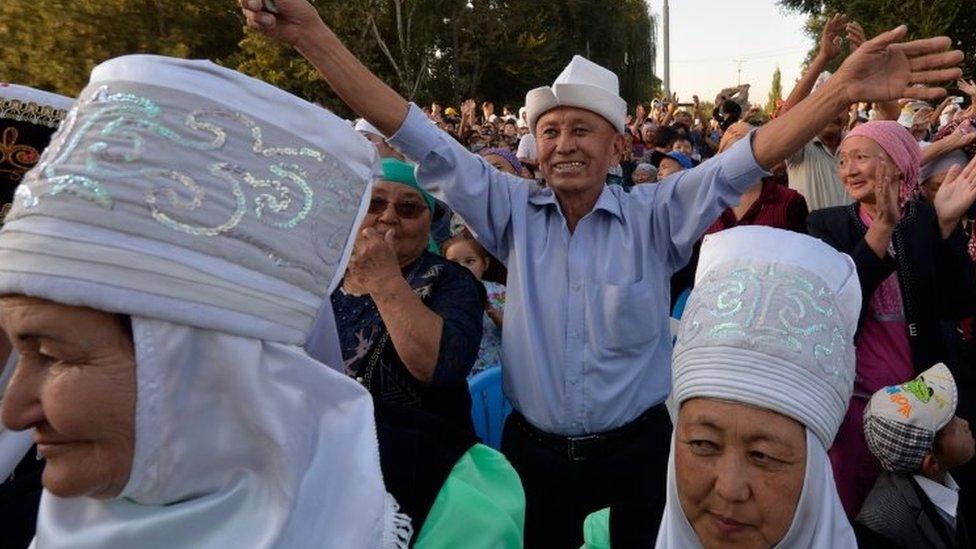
left=388, top=103, right=443, bottom=165
left=724, top=129, right=772, bottom=192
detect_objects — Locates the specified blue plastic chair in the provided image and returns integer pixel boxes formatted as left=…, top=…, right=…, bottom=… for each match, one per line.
left=670, top=287, right=692, bottom=344
left=672, top=286, right=692, bottom=320
left=468, top=367, right=512, bottom=450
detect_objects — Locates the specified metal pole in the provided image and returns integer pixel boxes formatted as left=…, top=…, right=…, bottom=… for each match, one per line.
left=663, top=0, right=670, bottom=97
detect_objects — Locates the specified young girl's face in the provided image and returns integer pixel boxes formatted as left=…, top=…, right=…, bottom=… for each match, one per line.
left=445, top=240, right=489, bottom=280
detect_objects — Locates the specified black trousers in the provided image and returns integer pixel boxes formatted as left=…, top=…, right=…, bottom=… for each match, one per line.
left=501, top=404, right=672, bottom=549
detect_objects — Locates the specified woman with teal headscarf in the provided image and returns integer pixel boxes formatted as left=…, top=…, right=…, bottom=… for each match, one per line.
left=316, top=158, right=524, bottom=546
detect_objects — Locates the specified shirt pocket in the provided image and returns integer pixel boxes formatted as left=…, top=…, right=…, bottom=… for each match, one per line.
left=590, top=280, right=661, bottom=352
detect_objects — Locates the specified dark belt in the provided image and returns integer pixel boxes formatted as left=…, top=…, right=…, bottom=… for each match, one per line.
left=509, top=405, right=664, bottom=462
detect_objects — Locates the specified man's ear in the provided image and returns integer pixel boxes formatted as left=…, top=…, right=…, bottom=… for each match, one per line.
left=611, top=132, right=628, bottom=162
left=920, top=452, right=943, bottom=478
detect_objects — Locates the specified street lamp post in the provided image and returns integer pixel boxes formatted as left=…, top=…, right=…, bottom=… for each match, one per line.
left=663, top=0, right=670, bottom=97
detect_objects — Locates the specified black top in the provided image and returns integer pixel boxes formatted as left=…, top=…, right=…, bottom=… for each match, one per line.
left=331, top=250, right=483, bottom=435
left=0, top=448, right=43, bottom=549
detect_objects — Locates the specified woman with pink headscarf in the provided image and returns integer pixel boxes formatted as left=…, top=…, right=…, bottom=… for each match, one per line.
left=808, top=120, right=976, bottom=518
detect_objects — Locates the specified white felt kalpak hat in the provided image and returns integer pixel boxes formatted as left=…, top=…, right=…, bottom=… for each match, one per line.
left=525, top=55, right=627, bottom=135
left=0, top=55, right=377, bottom=345
left=671, top=226, right=862, bottom=448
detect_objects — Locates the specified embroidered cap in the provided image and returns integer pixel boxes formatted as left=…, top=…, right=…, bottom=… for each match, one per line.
left=525, top=55, right=627, bottom=135
left=0, top=84, right=73, bottom=222
left=864, top=363, right=958, bottom=472
left=671, top=226, right=861, bottom=448
left=0, top=55, right=377, bottom=344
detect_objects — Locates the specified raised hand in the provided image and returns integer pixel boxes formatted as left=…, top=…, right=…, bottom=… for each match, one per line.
left=934, top=154, right=976, bottom=238
left=958, top=78, right=976, bottom=98
left=635, top=103, right=646, bottom=121
left=239, top=0, right=323, bottom=48
left=833, top=25, right=963, bottom=104
left=461, top=99, right=477, bottom=118
left=873, top=157, right=902, bottom=228
left=846, top=21, right=866, bottom=50
left=819, top=13, right=848, bottom=60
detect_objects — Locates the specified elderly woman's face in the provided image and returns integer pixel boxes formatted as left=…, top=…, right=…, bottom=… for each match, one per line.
left=1, top=296, right=135, bottom=499
left=676, top=398, right=806, bottom=548
left=362, top=181, right=432, bottom=266
left=837, top=136, right=898, bottom=205
left=632, top=169, right=653, bottom=184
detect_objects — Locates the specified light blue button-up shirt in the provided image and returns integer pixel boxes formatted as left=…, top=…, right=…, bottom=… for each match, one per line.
left=390, top=105, right=768, bottom=435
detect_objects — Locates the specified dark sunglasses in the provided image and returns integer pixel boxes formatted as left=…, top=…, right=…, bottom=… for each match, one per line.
left=368, top=197, right=427, bottom=219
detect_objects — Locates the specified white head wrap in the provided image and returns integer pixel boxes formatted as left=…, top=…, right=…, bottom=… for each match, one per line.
left=656, top=226, right=860, bottom=548
left=0, top=55, right=410, bottom=548
left=671, top=226, right=860, bottom=447
left=524, top=55, right=627, bottom=135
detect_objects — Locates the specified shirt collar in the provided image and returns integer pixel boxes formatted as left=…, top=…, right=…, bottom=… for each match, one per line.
left=527, top=183, right=624, bottom=222
left=913, top=474, right=960, bottom=519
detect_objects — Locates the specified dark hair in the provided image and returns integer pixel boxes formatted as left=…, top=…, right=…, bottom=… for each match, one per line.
left=655, top=125, right=678, bottom=149
left=442, top=235, right=490, bottom=261
left=720, top=100, right=742, bottom=118
left=670, top=122, right=690, bottom=136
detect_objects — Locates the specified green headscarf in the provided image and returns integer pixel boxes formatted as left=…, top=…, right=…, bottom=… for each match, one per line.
left=380, top=157, right=436, bottom=214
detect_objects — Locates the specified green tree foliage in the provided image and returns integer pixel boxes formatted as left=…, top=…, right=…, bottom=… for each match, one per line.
left=765, top=66, right=782, bottom=114
left=0, top=0, right=244, bottom=96
left=778, top=0, right=970, bottom=83
left=1, top=0, right=658, bottom=111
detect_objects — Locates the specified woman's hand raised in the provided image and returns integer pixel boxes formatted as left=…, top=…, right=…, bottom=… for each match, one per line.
left=934, top=153, right=976, bottom=239
left=873, top=158, right=902, bottom=229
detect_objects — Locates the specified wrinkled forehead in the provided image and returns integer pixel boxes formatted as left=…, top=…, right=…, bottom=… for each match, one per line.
left=0, top=294, right=130, bottom=346
left=537, top=106, right=616, bottom=133
left=678, top=397, right=806, bottom=446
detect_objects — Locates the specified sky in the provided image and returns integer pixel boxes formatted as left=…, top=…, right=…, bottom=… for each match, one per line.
left=646, top=0, right=814, bottom=107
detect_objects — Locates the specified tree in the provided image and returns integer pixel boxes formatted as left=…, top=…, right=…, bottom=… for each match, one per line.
left=765, top=67, right=783, bottom=114
left=1, top=0, right=660, bottom=112
left=0, top=0, right=243, bottom=96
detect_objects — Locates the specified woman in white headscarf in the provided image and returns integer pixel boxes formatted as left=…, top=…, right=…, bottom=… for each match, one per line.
left=0, top=55, right=410, bottom=548
left=656, top=226, right=862, bottom=548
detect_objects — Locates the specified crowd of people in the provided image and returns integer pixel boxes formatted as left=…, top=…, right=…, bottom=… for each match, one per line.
left=1, top=0, right=976, bottom=547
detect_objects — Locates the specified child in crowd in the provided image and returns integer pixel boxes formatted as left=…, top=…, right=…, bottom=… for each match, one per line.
left=856, top=363, right=975, bottom=548
left=443, top=236, right=505, bottom=376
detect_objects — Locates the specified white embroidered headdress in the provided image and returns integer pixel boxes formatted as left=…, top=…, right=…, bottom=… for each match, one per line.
left=0, top=55, right=410, bottom=549
left=671, top=225, right=861, bottom=448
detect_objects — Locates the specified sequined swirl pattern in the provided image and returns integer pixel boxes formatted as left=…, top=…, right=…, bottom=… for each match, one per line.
left=678, top=264, right=852, bottom=383
left=19, top=85, right=339, bottom=237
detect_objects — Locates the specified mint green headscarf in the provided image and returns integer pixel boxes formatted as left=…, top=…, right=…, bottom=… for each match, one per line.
left=380, top=157, right=436, bottom=214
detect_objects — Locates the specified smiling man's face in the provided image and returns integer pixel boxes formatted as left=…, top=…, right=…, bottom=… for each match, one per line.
left=535, top=106, right=625, bottom=196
